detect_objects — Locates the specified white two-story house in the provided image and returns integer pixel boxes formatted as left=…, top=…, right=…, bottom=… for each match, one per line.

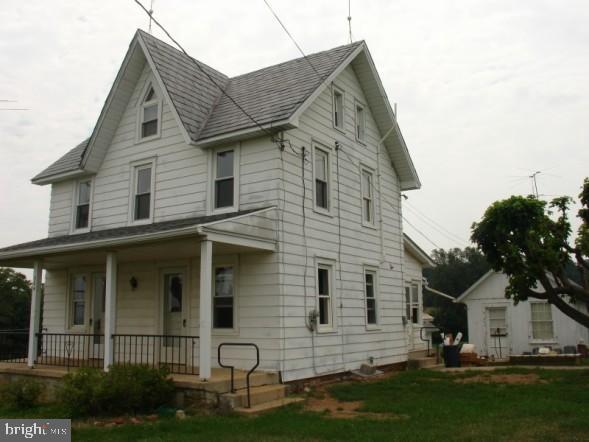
left=0, top=30, right=420, bottom=383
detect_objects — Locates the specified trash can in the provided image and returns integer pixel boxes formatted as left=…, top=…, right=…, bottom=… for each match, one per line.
left=443, top=345, right=461, bottom=368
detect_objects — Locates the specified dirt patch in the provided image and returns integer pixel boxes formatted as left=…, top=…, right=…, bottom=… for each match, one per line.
left=304, top=385, right=407, bottom=420
left=455, top=373, right=546, bottom=385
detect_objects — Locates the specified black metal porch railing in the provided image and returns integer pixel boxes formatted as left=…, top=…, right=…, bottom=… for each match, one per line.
left=112, top=334, right=199, bottom=375
left=36, top=333, right=104, bottom=369
left=0, top=330, right=29, bottom=364
left=218, top=342, right=260, bottom=408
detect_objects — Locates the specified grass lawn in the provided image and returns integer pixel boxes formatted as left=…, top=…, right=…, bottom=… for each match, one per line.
left=2, top=368, right=588, bottom=441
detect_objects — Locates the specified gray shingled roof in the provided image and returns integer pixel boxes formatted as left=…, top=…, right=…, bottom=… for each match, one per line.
left=0, top=208, right=264, bottom=255
left=32, top=31, right=362, bottom=183
left=32, top=138, right=88, bottom=182
left=198, top=41, right=362, bottom=140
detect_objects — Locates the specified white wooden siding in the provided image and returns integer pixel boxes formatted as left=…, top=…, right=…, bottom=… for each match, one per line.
left=279, top=65, right=406, bottom=381
left=48, top=182, right=74, bottom=237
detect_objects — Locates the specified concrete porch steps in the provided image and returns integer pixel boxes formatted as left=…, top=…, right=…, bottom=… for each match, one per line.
left=221, top=384, right=287, bottom=409
left=235, top=397, right=305, bottom=414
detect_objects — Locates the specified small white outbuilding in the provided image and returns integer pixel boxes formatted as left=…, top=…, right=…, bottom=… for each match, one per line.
left=456, top=271, right=588, bottom=358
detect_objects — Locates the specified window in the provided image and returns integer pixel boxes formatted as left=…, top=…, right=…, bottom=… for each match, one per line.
left=355, top=103, right=366, bottom=142
left=75, top=180, right=91, bottom=230
left=333, top=87, right=344, bottom=130
left=133, top=164, right=153, bottom=221
left=405, top=284, right=420, bottom=324
left=365, top=270, right=377, bottom=325
left=71, top=275, right=86, bottom=326
left=317, top=264, right=333, bottom=328
left=214, top=149, right=235, bottom=210
left=314, top=146, right=330, bottom=211
left=488, top=307, right=507, bottom=336
left=531, top=303, right=554, bottom=340
left=361, top=168, right=374, bottom=225
left=140, top=86, right=160, bottom=139
left=214, top=266, right=234, bottom=329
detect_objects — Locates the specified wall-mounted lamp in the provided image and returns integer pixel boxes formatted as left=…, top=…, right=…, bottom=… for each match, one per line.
left=129, top=276, right=138, bottom=290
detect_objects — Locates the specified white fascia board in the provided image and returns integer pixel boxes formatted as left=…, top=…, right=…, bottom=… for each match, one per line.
left=31, top=169, right=87, bottom=186
left=193, top=120, right=296, bottom=148
left=80, top=37, right=141, bottom=170
left=136, top=34, right=194, bottom=146
left=287, top=44, right=366, bottom=125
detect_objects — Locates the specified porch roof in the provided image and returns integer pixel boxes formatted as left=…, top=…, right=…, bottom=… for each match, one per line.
left=0, top=207, right=276, bottom=266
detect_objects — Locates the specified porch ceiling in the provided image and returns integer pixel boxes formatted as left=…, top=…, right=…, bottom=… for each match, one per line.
left=0, top=207, right=277, bottom=269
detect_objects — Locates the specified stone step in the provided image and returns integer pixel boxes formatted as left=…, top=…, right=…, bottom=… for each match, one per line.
left=221, top=384, right=286, bottom=409
left=235, top=397, right=305, bottom=415
left=174, top=371, right=280, bottom=394
left=407, top=357, right=440, bottom=370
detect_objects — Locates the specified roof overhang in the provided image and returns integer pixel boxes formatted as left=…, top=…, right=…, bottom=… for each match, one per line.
left=404, top=234, right=435, bottom=268
left=0, top=207, right=277, bottom=268
left=193, top=118, right=296, bottom=148
left=31, top=169, right=87, bottom=186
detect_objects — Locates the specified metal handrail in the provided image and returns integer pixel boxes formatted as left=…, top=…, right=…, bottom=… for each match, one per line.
left=420, top=326, right=439, bottom=357
left=217, top=342, right=260, bottom=408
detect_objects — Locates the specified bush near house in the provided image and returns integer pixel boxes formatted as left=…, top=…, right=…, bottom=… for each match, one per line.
left=58, top=365, right=174, bottom=417
left=0, top=379, right=44, bottom=409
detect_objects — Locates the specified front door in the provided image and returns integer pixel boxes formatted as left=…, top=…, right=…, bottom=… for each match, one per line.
left=91, top=274, right=106, bottom=358
left=485, top=306, right=510, bottom=358
left=161, top=271, right=186, bottom=366
left=405, top=284, right=419, bottom=351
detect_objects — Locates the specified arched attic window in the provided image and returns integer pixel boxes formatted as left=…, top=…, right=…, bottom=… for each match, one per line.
left=139, top=83, right=161, bottom=139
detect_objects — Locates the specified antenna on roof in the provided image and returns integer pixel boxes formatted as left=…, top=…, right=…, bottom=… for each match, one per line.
left=347, top=0, right=353, bottom=43
left=148, top=0, right=155, bottom=34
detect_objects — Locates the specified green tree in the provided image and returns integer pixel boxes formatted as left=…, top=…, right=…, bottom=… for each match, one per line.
left=423, top=247, right=490, bottom=337
left=0, top=268, right=31, bottom=330
left=471, top=178, right=589, bottom=328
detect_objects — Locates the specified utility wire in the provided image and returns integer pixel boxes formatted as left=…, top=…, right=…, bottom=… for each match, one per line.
left=134, top=0, right=277, bottom=141
left=403, top=201, right=469, bottom=245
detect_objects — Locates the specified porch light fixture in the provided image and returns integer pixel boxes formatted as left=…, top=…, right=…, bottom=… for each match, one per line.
left=129, top=276, right=138, bottom=290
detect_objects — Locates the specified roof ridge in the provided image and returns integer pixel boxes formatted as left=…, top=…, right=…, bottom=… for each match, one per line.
left=136, top=29, right=228, bottom=81
left=229, top=40, right=364, bottom=80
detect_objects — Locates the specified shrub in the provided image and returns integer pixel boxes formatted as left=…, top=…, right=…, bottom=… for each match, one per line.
left=0, top=379, right=44, bottom=409
left=58, top=366, right=174, bottom=417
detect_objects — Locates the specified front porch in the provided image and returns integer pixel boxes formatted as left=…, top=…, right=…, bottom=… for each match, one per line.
left=0, top=208, right=279, bottom=382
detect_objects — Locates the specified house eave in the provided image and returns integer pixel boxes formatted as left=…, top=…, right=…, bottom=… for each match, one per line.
left=31, top=169, right=87, bottom=186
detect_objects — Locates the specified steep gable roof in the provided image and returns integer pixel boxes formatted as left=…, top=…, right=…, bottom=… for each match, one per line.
left=32, top=30, right=419, bottom=190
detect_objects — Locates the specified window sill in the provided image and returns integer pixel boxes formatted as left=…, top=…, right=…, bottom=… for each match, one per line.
left=128, top=218, right=153, bottom=226
left=528, top=339, right=558, bottom=344
left=135, top=132, right=162, bottom=145
left=71, top=227, right=91, bottom=234
left=213, top=328, right=239, bottom=336
left=316, top=327, right=337, bottom=335
left=355, top=138, right=367, bottom=146
left=361, top=221, right=377, bottom=230
left=312, top=207, right=333, bottom=218
left=365, top=325, right=381, bottom=332
left=211, top=206, right=238, bottom=216
left=333, top=124, right=346, bottom=134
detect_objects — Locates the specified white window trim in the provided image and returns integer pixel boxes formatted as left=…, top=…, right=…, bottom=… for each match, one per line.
left=67, top=272, right=90, bottom=332
left=487, top=306, right=508, bottom=337
left=354, top=100, right=367, bottom=144
left=529, top=302, right=556, bottom=342
left=128, top=157, right=157, bottom=225
left=136, top=80, right=163, bottom=143
left=331, top=84, right=346, bottom=133
left=315, top=257, right=337, bottom=333
left=70, top=177, right=94, bottom=234
left=212, top=255, right=239, bottom=335
left=364, top=266, right=380, bottom=330
left=208, top=144, right=240, bottom=215
left=360, top=165, right=376, bottom=228
left=312, top=142, right=333, bottom=216
left=405, top=281, right=421, bottom=325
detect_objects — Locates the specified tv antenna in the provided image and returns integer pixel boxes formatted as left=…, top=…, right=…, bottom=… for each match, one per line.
left=347, top=0, right=353, bottom=43
left=529, top=170, right=541, bottom=198
left=148, top=0, right=155, bottom=34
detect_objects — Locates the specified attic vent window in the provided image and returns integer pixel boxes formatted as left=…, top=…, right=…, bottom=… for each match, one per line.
left=140, top=86, right=160, bottom=139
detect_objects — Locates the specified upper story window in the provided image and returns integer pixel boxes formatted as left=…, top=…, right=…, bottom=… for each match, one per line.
left=355, top=102, right=366, bottom=142
left=313, top=145, right=331, bottom=213
left=75, top=180, right=92, bottom=230
left=361, top=168, right=374, bottom=225
left=213, top=148, right=239, bottom=211
left=332, top=86, right=344, bottom=131
left=131, top=162, right=155, bottom=222
left=139, top=84, right=161, bottom=140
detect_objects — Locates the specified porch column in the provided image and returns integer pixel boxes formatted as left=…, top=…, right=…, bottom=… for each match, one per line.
left=27, top=260, right=43, bottom=368
left=199, top=239, right=213, bottom=381
left=103, top=252, right=118, bottom=372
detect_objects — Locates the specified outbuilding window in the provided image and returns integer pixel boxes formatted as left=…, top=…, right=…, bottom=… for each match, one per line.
left=531, top=303, right=554, bottom=340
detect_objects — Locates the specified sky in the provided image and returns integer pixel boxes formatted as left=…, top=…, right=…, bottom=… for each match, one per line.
left=1, top=0, right=588, bottom=261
